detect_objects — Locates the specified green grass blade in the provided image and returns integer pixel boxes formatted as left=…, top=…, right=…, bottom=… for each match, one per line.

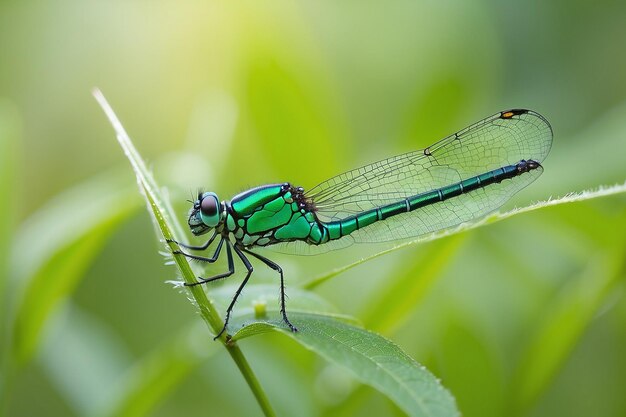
left=302, top=182, right=626, bottom=289
left=231, top=312, right=460, bottom=417
left=93, top=88, right=277, bottom=417
left=93, top=88, right=234, bottom=336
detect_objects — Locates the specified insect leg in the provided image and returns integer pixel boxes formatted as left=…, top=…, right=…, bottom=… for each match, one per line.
left=185, top=240, right=235, bottom=287
left=174, top=235, right=225, bottom=263
left=168, top=230, right=218, bottom=251
left=243, top=249, right=297, bottom=332
left=214, top=245, right=254, bottom=340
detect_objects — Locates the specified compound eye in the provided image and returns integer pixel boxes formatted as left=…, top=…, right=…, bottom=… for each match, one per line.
left=201, top=196, right=218, bottom=217
left=199, top=193, right=220, bottom=227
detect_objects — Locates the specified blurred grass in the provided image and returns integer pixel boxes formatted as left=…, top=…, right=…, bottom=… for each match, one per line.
left=0, top=98, right=20, bottom=413
left=96, top=320, right=219, bottom=417
left=362, top=236, right=467, bottom=333
left=513, top=247, right=625, bottom=413
left=0, top=99, right=18, bottom=294
left=9, top=172, right=140, bottom=365
left=2, top=2, right=626, bottom=417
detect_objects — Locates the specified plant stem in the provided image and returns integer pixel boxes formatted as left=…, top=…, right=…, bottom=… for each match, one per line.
left=226, top=344, right=277, bottom=417
left=94, top=89, right=277, bottom=417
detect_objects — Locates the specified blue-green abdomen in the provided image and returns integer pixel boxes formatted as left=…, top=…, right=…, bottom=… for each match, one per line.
left=320, top=162, right=532, bottom=242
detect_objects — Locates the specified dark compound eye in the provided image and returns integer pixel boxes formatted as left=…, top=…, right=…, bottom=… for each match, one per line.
left=198, top=193, right=221, bottom=228
left=200, top=195, right=218, bottom=217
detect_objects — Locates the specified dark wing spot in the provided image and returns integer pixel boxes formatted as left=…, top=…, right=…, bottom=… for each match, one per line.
left=500, top=109, right=528, bottom=119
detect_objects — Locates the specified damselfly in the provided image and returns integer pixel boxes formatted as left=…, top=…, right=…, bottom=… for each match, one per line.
left=172, top=109, right=552, bottom=338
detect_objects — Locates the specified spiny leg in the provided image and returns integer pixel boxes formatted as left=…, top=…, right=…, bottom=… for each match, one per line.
left=214, top=245, right=254, bottom=340
left=168, top=230, right=218, bottom=251
left=243, top=249, right=297, bottom=332
left=175, top=235, right=225, bottom=263
left=185, top=240, right=235, bottom=287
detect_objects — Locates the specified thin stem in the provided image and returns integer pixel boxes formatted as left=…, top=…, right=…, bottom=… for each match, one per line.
left=226, top=344, right=277, bottom=417
left=94, top=89, right=277, bottom=417
left=147, top=190, right=277, bottom=417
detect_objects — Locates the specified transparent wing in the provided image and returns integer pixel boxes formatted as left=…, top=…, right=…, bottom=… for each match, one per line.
left=269, top=109, right=552, bottom=255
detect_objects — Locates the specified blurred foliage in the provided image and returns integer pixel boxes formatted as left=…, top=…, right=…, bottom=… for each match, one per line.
left=1, top=1, right=626, bottom=417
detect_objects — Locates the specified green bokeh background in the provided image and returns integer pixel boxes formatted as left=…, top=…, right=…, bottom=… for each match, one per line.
left=1, top=2, right=626, bottom=417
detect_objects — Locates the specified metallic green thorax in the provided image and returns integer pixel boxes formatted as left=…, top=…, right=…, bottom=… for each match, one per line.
left=221, top=183, right=328, bottom=248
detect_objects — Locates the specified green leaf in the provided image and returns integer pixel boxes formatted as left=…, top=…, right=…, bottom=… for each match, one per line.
left=210, top=283, right=342, bottom=318
left=231, top=313, right=460, bottom=417
left=169, top=282, right=356, bottom=340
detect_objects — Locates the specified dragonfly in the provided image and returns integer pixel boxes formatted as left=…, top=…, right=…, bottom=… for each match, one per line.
left=172, top=109, right=553, bottom=338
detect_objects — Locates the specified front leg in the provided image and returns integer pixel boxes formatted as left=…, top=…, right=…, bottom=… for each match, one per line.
left=185, top=240, right=235, bottom=287
left=168, top=230, right=218, bottom=251
left=174, top=235, right=225, bottom=263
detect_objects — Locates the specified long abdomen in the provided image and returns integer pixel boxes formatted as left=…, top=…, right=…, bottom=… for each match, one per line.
left=313, top=160, right=541, bottom=243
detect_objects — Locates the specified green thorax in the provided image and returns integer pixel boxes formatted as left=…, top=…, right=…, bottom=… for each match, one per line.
left=223, top=183, right=327, bottom=248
